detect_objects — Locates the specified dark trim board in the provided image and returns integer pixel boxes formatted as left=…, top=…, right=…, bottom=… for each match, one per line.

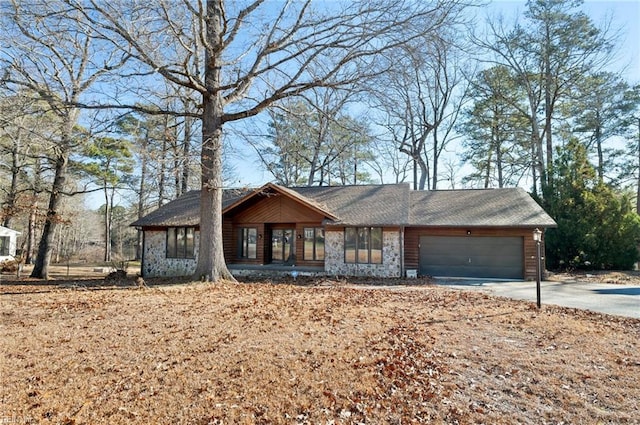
left=419, top=235, right=524, bottom=279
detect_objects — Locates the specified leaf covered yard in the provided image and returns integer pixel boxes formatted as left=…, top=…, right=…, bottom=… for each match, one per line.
left=1, top=281, right=639, bottom=424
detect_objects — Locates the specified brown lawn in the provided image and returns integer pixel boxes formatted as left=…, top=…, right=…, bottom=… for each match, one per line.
left=1, top=277, right=639, bottom=424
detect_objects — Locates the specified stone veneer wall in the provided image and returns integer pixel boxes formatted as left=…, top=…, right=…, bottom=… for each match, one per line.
left=143, top=230, right=199, bottom=278
left=324, top=229, right=401, bottom=277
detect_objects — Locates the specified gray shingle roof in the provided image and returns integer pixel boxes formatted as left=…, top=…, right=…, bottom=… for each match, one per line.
left=409, top=187, right=556, bottom=227
left=291, top=184, right=410, bottom=226
left=131, top=184, right=556, bottom=228
left=130, top=189, right=249, bottom=227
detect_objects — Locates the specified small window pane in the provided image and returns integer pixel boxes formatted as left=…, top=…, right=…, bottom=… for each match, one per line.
left=166, top=228, right=176, bottom=258
left=304, top=228, right=314, bottom=261
left=240, top=228, right=257, bottom=259
left=185, top=228, right=195, bottom=258
left=0, top=236, right=9, bottom=256
left=247, top=228, right=257, bottom=259
left=315, top=228, right=325, bottom=261
left=371, top=227, right=382, bottom=264
left=283, top=229, right=293, bottom=262
left=357, top=227, right=369, bottom=263
left=303, top=227, right=325, bottom=261
left=345, top=228, right=357, bottom=263
left=272, top=229, right=283, bottom=261
left=176, top=227, right=186, bottom=258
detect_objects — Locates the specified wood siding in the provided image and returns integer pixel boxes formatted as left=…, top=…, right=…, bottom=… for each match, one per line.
left=224, top=193, right=326, bottom=267
left=232, top=193, right=325, bottom=223
left=404, top=227, right=546, bottom=280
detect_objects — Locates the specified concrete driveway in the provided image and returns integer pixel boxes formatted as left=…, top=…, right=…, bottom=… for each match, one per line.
left=435, top=279, right=640, bottom=319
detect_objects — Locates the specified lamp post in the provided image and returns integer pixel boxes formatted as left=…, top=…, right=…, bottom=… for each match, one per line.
left=533, top=228, right=542, bottom=309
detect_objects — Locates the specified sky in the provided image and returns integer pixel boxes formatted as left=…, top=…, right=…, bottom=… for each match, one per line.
left=487, top=0, right=639, bottom=83
left=225, top=0, right=640, bottom=190
left=83, top=0, right=640, bottom=208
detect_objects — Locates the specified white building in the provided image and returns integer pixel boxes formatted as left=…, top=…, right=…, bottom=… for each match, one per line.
left=0, top=226, right=21, bottom=262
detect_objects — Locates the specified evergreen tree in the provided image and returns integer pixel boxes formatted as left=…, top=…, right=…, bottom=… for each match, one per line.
left=459, top=65, right=531, bottom=188
left=545, top=139, right=640, bottom=270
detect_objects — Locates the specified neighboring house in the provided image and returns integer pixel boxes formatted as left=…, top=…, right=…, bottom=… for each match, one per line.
left=0, top=226, right=21, bottom=262
left=131, top=183, right=556, bottom=280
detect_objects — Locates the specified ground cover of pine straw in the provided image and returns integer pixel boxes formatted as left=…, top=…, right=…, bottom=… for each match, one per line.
left=1, top=278, right=639, bottom=424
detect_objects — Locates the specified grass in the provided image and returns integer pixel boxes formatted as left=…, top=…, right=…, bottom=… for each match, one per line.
left=1, top=277, right=639, bottom=424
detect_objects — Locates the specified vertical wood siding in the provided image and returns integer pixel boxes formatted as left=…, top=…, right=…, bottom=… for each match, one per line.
left=224, top=193, right=326, bottom=267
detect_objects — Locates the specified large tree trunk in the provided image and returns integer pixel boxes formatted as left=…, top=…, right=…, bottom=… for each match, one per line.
left=30, top=110, right=76, bottom=279
left=30, top=152, right=68, bottom=279
left=194, top=104, right=233, bottom=281
left=193, top=0, right=233, bottom=282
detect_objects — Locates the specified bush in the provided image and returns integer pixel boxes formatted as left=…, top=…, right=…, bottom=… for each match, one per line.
left=1, top=258, right=20, bottom=273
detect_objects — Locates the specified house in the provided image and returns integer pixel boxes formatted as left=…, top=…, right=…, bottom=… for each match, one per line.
left=131, top=183, right=556, bottom=280
left=0, top=226, right=21, bottom=262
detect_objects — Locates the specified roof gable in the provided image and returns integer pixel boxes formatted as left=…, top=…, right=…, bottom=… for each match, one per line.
left=223, top=183, right=338, bottom=220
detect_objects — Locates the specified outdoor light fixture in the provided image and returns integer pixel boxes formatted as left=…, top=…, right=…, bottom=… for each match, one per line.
left=533, top=228, right=542, bottom=242
left=533, top=228, right=543, bottom=308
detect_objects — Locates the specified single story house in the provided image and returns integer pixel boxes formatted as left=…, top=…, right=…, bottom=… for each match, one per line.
left=0, top=225, right=21, bottom=262
left=131, top=183, right=556, bottom=280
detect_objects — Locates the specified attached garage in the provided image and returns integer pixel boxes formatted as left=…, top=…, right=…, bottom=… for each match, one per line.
left=406, top=188, right=557, bottom=280
left=418, top=235, right=524, bottom=279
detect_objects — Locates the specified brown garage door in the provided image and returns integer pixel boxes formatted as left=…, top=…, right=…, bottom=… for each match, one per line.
left=419, top=236, right=523, bottom=279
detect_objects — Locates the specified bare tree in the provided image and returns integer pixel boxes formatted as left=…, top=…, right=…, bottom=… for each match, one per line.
left=367, top=12, right=471, bottom=190
left=0, top=91, right=51, bottom=228
left=365, top=136, right=412, bottom=185
left=1, top=1, right=129, bottom=278
left=247, top=89, right=373, bottom=186
left=64, top=0, right=462, bottom=281
left=421, top=34, right=471, bottom=190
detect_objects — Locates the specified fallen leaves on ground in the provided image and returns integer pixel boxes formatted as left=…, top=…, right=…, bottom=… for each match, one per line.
left=1, top=279, right=638, bottom=424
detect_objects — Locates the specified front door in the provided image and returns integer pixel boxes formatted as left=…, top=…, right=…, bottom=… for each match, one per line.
left=271, top=228, right=295, bottom=264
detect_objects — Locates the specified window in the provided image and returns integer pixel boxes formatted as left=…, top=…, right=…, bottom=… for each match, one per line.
left=303, top=227, right=325, bottom=261
left=166, top=227, right=196, bottom=259
left=239, top=227, right=257, bottom=259
left=0, top=236, right=9, bottom=256
left=271, top=229, right=294, bottom=262
left=344, top=227, right=382, bottom=264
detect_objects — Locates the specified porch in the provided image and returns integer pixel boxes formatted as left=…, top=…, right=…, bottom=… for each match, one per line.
left=228, top=263, right=325, bottom=278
